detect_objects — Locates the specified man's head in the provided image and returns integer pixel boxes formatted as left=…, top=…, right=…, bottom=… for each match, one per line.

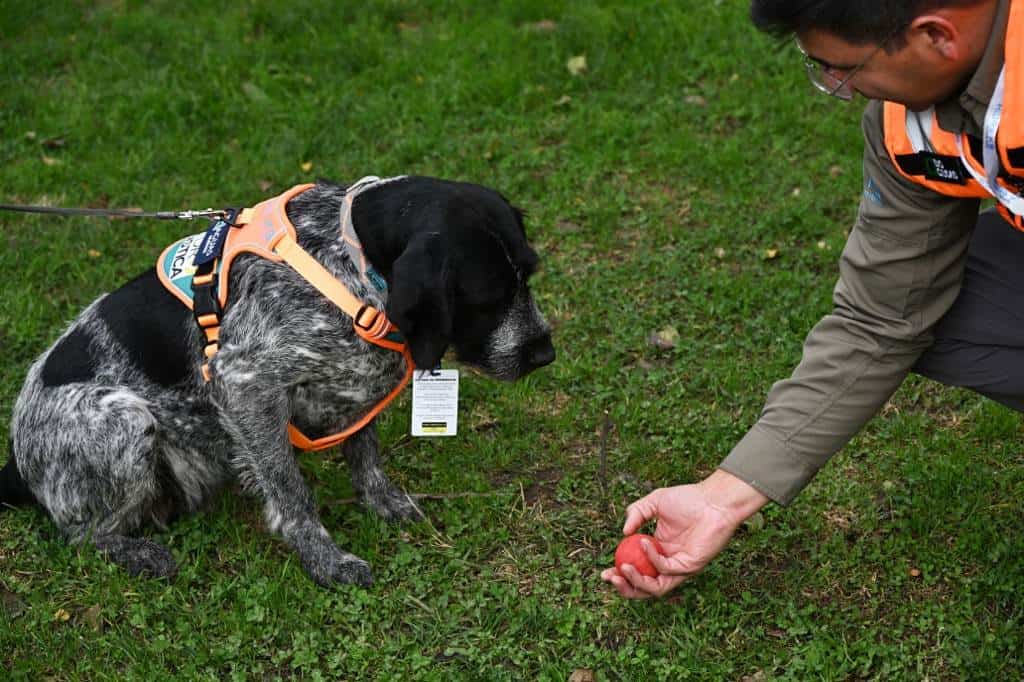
left=751, top=0, right=999, bottom=110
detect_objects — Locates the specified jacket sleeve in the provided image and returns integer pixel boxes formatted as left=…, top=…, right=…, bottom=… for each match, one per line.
left=718, top=100, right=980, bottom=505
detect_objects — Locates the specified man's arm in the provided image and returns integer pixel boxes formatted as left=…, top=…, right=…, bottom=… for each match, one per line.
left=720, top=100, right=980, bottom=504
left=603, top=101, right=980, bottom=598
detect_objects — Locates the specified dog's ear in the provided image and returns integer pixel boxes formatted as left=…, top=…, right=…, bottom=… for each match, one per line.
left=385, top=232, right=453, bottom=369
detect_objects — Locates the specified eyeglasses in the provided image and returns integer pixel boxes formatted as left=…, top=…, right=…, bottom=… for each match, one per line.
left=795, top=36, right=889, bottom=101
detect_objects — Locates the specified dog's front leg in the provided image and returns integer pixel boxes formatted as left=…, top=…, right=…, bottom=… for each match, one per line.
left=343, top=423, right=424, bottom=522
left=211, top=377, right=372, bottom=588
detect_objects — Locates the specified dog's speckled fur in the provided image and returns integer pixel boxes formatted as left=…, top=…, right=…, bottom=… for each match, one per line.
left=4, top=176, right=555, bottom=587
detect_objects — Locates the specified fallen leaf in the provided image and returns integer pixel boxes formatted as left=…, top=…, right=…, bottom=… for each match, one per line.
left=554, top=94, right=572, bottom=107
left=648, top=326, right=680, bottom=351
left=83, top=604, right=103, bottom=631
left=259, top=180, right=273, bottom=192
left=87, top=249, right=102, bottom=258
left=53, top=608, right=71, bottom=622
left=41, top=155, right=62, bottom=166
left=525, top=20, right=558, bottom=32
left=241, top=82, right=270, bottom=103
left=566, top=55, right=587, bottom=76
left=1, top=588, right=25, bottom=619
left=791, top=187, right=801, bottom=197
left=25, top=131, right=37, bottom=140
left=909, top=567, right=921, bottom=578
left=714, top=247, right=726, bottom=259
left=569, top=670, right=594, bottom=682
left=684, top=95, right=707, bottom=107
left=764, top=248, right=780, bottom=260
left=301, top=161, right=313, bottom=173
left=829, top=165, right=843, bottom=178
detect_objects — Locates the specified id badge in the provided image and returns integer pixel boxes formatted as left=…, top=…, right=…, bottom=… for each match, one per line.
left=411, top=368, right=459, bottom=436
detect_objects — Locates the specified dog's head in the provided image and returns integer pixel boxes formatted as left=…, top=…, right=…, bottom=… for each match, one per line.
left=354, top=177, right=555, bottom=381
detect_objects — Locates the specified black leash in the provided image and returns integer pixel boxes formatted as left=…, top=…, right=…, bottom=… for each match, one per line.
left=0, top=203, right=229, bottom=221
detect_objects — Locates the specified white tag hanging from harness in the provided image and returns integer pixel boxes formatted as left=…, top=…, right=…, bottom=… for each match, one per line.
left=411, top=368, right=459, bottom=436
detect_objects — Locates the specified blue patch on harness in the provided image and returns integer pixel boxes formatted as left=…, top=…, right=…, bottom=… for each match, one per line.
left=160, top=231, right=223, bottom=304
left=195, top=211, right=235, bottom=266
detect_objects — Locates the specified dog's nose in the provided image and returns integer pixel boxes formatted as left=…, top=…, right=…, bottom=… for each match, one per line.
left=524, top=334, right=555, bottom=369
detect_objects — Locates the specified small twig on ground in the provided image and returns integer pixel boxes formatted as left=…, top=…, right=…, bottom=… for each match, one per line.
left=599, top=410, right=612, bottom=503
left=326, top=490, right=504, bottom=507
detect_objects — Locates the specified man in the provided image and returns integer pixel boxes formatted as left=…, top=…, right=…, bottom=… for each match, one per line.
left=602, top=0, right=1024, bottom=599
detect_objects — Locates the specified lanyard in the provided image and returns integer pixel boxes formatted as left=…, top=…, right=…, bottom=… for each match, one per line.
left=955, top=66, right=1024, bottom=216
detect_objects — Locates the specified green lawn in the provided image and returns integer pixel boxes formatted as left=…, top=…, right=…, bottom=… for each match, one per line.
left=1, top=1, right=1022, bottom=679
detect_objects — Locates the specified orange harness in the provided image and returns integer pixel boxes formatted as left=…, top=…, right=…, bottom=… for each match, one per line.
left=883, top=0, right=1024, bottom=230
left=156, top=182, right=414, bottom=452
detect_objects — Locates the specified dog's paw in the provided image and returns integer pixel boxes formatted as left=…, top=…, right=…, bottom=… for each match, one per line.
left=95, top=535, right=178, bottom=580
left=299, top=541, right=374, bottom=588
left=364, top=487, right=425, bottom=523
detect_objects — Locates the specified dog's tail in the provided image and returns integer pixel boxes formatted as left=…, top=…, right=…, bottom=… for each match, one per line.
left=0, top=441, right=36, bottom=510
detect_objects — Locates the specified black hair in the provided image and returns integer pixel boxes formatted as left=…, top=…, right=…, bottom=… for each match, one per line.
left=750, top=0, right=987, bottom=46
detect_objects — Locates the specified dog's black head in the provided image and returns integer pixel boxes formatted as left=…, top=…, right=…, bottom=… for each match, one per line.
left=352, top=177, right=555, bottom=380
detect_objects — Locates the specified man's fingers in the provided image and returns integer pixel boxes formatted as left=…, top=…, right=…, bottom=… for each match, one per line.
left=608, top=572, right=654, bottom=600
left=623, top=491, right=659, bottom=535
left=619, top=564, right=664, bottom=595
left=642, top=539, right=700, bottom=577
left=621, top=563, right=687, bottom=597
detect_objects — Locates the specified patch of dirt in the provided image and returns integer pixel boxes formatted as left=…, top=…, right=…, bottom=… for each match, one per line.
left=489, top=467, right=563, bottom=507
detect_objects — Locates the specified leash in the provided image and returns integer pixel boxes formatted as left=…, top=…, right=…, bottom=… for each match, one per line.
left=0, top=203, right=230, bottom=221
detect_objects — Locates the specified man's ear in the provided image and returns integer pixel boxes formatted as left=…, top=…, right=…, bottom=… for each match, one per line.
left=910, top=14, right=960, bottom=61
left=385, top=232, right=453, bottom=369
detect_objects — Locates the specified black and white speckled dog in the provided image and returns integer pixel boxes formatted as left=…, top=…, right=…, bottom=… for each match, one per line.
left=0, top=175, right=555, bottom=587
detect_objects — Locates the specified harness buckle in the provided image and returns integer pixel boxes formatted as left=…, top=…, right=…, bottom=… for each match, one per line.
left=353, top=304, right=394, bottom=340
left=354, top=304, right=378, bottom=331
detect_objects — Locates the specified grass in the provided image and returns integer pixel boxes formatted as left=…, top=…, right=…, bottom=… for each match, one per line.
left=1, top=1, right=1022, bottom=679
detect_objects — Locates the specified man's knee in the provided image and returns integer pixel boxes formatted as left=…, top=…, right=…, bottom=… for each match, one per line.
left=914, top=340, right=1024, bottom=412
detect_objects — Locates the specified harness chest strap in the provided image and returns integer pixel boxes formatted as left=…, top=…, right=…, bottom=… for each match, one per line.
left=272, top=233, right=415, bottom=451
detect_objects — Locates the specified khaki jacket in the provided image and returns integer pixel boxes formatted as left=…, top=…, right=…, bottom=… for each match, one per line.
left=719, top=0, right=1011, bottom=504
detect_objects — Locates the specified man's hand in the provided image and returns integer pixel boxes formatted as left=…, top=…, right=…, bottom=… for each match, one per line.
left=600, top=469, right=769, bottom=599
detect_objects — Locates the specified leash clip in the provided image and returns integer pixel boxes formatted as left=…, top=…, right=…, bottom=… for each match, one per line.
left=173, top=208, right=230, bottom=221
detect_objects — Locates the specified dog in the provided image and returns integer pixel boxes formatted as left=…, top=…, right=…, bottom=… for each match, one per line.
left=0, top=176, right=555, bottom=587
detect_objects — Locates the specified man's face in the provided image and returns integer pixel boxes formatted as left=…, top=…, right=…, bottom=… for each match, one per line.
left=796, top=28, right=964, bottom=111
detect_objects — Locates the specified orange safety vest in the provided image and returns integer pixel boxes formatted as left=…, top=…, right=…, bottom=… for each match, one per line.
left=883, top=0, right=1024, bottom=231
left=156, top=181, right=414, bottom=452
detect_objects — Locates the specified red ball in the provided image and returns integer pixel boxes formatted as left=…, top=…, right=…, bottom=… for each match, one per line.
left=614, top=533, right=664, bottom=578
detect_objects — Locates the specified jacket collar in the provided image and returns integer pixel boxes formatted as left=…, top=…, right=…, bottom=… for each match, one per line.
left=936, top=0, right=1010, bottom=133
